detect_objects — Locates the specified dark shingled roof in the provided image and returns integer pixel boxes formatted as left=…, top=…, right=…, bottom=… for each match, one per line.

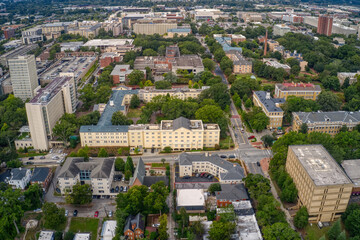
left=124, top=213, right=145, bottom=233
left=173, top=117, right=191, bottom=130
left=215, top=184, right=249, bottom=202
left=129, top=158, right=146, bottom=186
left=142, top=176, right=169, bottom=187
left=30, top=167, right=51, bottom=182
left=178, top=153, right=245, bottom=181
left=254, top=91, right=285, bottom=113
left=293, top=111, right=360, bottom=124
left=11, top=168, right=30, bottom=180
left=58, top=158, right=114, bottom=179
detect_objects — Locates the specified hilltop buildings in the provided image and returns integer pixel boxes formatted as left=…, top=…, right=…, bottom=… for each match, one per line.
left=286, top=145, right=353, bottom=222
left=253, top=91, right=285, bottom=129
left=292, top=111, right=360, bottom=135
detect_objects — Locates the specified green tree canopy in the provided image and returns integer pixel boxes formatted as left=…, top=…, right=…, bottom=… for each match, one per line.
left=42, top=202, right=66, bottom=230
left=66, top=183, right=92, bottom=205
left=111, top=111, right=132, bottom=125
left=294, top=206, right=308, bottom=229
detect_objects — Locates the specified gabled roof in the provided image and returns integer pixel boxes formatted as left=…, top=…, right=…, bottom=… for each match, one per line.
left=124, top=213, right=145, bottom=233
left=173, top=117, right=191, bottom=130
left=58, top=157, right=83, bottom=178
left=91, top=158, right=114, bottom=178
left=11, top=168, right=30, bottom=181
left=294, top=111, right=360, bottom=124
left=58, top=158, right=114, bottom=179
left=30, top=167, right=51, bottom=182
left=215, top=184, right=249, bottom=201
left=129, top=158, right=146, bottom=186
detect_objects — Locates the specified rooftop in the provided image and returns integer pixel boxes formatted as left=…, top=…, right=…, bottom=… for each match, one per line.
left=101, top=220, right=117, bottom=240
left=276, top=82, right=321, bottom=91
left=341, top=159, right=360, bottom=187
left=30, top=167, right=51, bottom=182
left=74, top=233, right=91, bottom=240
left=83, top=39, right=134, bottom=47
left=29, top=76, right=73, bottom=104
left=167, top=28, right=191, bottom=33
left=215, top=184, right=249, bottom=201
left=38, top=231, right=54, bottom=240
left=11, top=168, right=29, bottom=181
left=215, top=37, right=242, bottom=53
left=236, top=214, right=263, bottom=240
left=177, top=189, right=205, bottom=207
left=293, top=111, right=360, bottom=124
left=254, top=91, right=285, bottom=113
left=110, top=65, right=131, bottom=75
left=289, top=145, right=352, bottom=186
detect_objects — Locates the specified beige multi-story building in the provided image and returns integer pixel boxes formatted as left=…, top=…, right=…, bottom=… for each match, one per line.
left=57, top=157, right=115, bottom=197
left=8, top=55, right=39, bottom=101
left=292, top=111, right=360, bottom=135
left=42, top=22, right=71, bottom=34
left=286, top=145, right=353, bottom=222
left=68, top=23, right=102, bottom=39
left=274, top=82, right=321, bottom=100
left=253, top=91, right=285, bottom=129
left=178, top=153, right=245, bottom=184
left=81, top=117, right=220, bottom=151
left=337, top=71, right=359, bottom=86
left=138, top=86, right=207, bottom=103
left=25, top=76, right=77, bottom=150
left=133, top=23, right=177, bottom=35
left=226, top=50, right=252, bottom=74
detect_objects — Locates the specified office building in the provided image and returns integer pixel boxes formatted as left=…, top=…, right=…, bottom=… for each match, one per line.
left=58, top=157, right=115, bottom=196
left=215, top=36, right=243, bottom=53
left=253, top=91, right=285, bottom=129
left=0, top=44, right=38, bottom=67
left=192, top=9, right=223, bottom=21
left=341, top=159, right=360, bottom=195
left=133, top=23, right=177, bottom=35
left=178, top=153, right=245, bottom=183
left=82, top=39, right=137, bottom=53
left=26, top=76, right=77, bottom=150
left=4, top=27, right=15, bottom=40
left=263, top=58, right=291, bottom=73
left=317, top=15, right=333, bottom=36
left=283, top=50, right=308, bottom=71
left=100, top=52, right=121, bottom=68
left=332, top=24, right=357, bottom=36
left=286, top=145, right=353, bottom=222
left=60, top=42, right=83, bottom=52
left=274, top=83, right=321, bottom=100
left=226, top=50, right=252, bottom=74
left=273, top=24, right=291, bottom=36
left=177, top=189, right=205, bottom=213
left=21, top=27, right=43, bottom=44
left=292, top=111, right=360, bottom=135
left=8, top=55, right=39, bottom=101
left=138, top=86, right=207, bottom=103
left=110, top=65, right=145, bottom=84
left=68, top=22, right=102, bottom=38
left=230, top=34, right=246, bottom=44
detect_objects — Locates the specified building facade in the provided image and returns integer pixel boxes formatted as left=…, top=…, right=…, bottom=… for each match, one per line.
left=317, top=15, right=333, bottom=36
left=124, top=213, right=145, bottom=240
left=178, top=153, right=245, bottom=184
left=274, top=83, right=321, bottom=100
left=292, top=111, right=360, bottom=135
left=57, top=157, right=115, bottom=196
left=286, top=145, right=353, bottom=222
left=133, top=23, right=177, bottom=35
left=26, top=76, right=77, bottom=150
left=226, top=50, right=252, bottom=74
left=273, top=24, right=291, bottom=36
left=8, top=168, right=32, bottom=189
left=253, top=91, right=285, bottom=129
left=8, top=55, right=39, bottom=101
left=138, top=86, right=207, bottom=103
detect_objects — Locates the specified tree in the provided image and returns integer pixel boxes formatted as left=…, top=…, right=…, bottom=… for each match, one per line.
left=261, top=134, right=275, bottom=148
left=66, top=183, right=92, bottom=205
left=128, top=70, right=145, bottom=85
left=294, top=207, right=308, bottom=229
left=98, top=148, right=108, bottom=157
left=191, top=221, right=205, bottom=238
left=230, top=76, right=260, bottom=98
left=336, top=231, right=346, bottom=240
left=143, top=49, right=158, bottom=56
left=161, top=158, right=166, bottom=165
left=115, top=157, right=125, bottom=171
left=64, top=232, right=75, bottom=240
left=163, top=72, right=178, bottom=83
left=23, top=184, right=42, bottom=210
left=95, top=85, right=112, bottom=103
left=155, top=80, right=172, bottom=89
left=209, top=221, right=236, bottom=240
left=220, top=56, right=233, bottom=72
left=300, top=123, right=308, bottom=134
left=208, top=183, right=221, bottom=194
left=245, top=98, right=252, bottom=109
left=328, top=219, right=341, bottom=240
left=52, top=120, right=77, bottom=146
left=111, top=111, right=132, bottom=125
left=179, top=207, right=189, bottom=236
left=203, top=58, right=215, bottom=71
left=163, top=146, right=172, bottom=153
left=42, top=202, right=66, bottom=230
left=125, top=170, right=132, bottom=181
left=317, top=91, right=341, bottom=111
left=199, top=83, right=230, bottom=110
left=344, top=209, right=360, bottom=237
left=245, top=107, right=270, bottom=132
left=130, top=94, right=140, bottom=109
left=263, top=222, right=300, bottom=240
left=125, top=156, right=134, bottom=174
left=340, top=125, right=348, bottom=132
left=77, top=148, right=89, bottom=161
left=214, top=49, right=226, bottom=62
left=158, top=214, right=168, bottom=240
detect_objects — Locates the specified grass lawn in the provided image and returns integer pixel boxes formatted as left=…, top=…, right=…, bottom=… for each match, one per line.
left=219, top=136, right=235, bottom=149
left=127, top=108, right=142, bottom=118
left=69, top=217, right=99, bottom=240
left=151, top=162, right=170, bottom=168
left=304, top=224, right=331, bottom=240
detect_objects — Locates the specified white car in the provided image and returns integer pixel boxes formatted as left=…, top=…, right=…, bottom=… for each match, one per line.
left=65, top=210, right=69, bottom=217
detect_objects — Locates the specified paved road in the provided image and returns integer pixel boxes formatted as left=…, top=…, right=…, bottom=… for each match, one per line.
left=167, top=163, right=176, bottom=240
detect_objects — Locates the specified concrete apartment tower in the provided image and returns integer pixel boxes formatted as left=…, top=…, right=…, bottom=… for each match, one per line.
left=317, top=15, right=333, bottom=36
left=8, top=55, right=39, bottom=101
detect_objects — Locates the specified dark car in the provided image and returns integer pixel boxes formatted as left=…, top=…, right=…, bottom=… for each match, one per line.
left=40, top=156, right=45, bottom=159
left=120, top=186, right=124, bottom=192
left=208, top=175, right=213, bottom=179
left=229, top=155, right=236, bottom=159
left=115, top=186, right=119, bottom=192
left=110, top=188, right=115, bottom=193
left=26, top=161, right=34, bottom=165
left=203, top=173, right=209, bottom=178
left=195, top=173, right=200, bottom=177
left=220, top=155, right=227, bottom=159
left=183, top=175, right=191, bottom=179
left=73, top=210, right=78, bottom=217
left=28, top=157, right=34, bottom=160
left=257, top=162, right=261, bottom=167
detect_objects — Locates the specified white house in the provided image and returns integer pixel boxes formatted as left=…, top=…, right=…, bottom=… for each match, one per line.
left=101, top=220, right=117, bottom=240
left=8, top=168, right=32, bottom=189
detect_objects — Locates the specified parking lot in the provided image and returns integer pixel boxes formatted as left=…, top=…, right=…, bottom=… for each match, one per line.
left=20, top=148, right=67, bottom=166
left=110, top=173, right=129, bottom=194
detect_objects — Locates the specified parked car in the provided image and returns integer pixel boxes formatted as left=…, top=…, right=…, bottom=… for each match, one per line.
left=28, top=157, right=34, bottom=160
left=73, top=210, right=78, bottom=217
left=40, top=156, right=45, bottom=159
left=241, top=128, right=245, bottom=133
left=124, top=186, right=128, bottom=192
left=220, top=155, right=227, bottom=159
left=152, top=223, right=160, bottom=228
left=94, top=211, right=99, bottom=217
left=120, top=186, right=124, bottom=192
left=203, top=173, right=209, bottom=178
left=65, top=210, right=69, bottom=217
left=257, top=162, right=261, bottom=167
left=108, top=211, right=113, bottom=217
left=122, top=177, right=125, bottom=182
left=49, top=149, right=53, bottom=154
left=52, top=156, right=59, bottom=160
left=248, top=135, right=255, bottom=140
left=26, top=161, right=34, bottom=165
left=208, top=175, right=213, bottom=179
left=195, top=173, right=200, bottom=177
left=200, top=173, right=206, bottom=177
left=115, top=186, right=119, bottom=192
left=229, top=155, right=235, bottom=159
left=110, top=188, right=115, bottom=193
left=183, top=175, right=190, bottom=179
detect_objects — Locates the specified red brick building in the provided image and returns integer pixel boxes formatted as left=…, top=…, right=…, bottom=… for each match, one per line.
left=215, top=184, right=249, bottom=207
left=317, top=15, right=333, bottom=36
left=124, top=213, right=145, bottom=240
left=100, top=52, right=121, bottom=68
left=4, top=27, right=15, bottom=40
left=30, top=167, right=53, bottom=192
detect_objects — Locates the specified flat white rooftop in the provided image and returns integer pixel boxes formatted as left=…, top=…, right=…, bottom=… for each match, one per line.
left=177, top=189, right=205, bottom=207
left=74, top=233, right=91, bottom=240
left=83, top=39, right=134, bottom=47
left=290, top=145, right=352, bottom=186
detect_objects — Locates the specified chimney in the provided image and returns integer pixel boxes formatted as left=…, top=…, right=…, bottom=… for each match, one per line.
left=266, top=91, right=271, bottom=100
left=263, top=29, right=268, bottom=56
